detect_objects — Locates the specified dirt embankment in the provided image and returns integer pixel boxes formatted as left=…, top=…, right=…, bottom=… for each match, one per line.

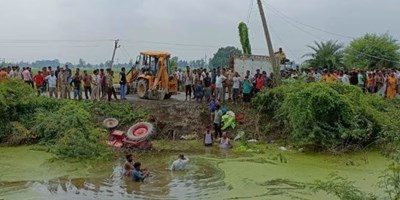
left=132, top=100, right=210, bottom=140
left=131, top=98, right=266, bottom=141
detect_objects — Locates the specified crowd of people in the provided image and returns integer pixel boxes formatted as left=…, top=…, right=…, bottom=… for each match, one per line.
left=173, top=66, right=400, bottom=107
left=2, top=64, right=399, bottom=103
left=292, top=68, right=400, bottom=99
left=174, top=66, right=273, bottom=106
left=0, top=65, right=129, bottom=101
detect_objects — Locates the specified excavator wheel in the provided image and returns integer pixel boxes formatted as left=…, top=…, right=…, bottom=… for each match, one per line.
left=137, top=79, right=148, bottom=99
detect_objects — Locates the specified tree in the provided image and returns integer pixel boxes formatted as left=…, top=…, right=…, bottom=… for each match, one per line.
left=31, top=59, right=61, bottom=68
left=238, top=22, right=252, bottom=55
left=344, top=33, right=400, bottom=69
left=209, top=46, right=242, bottom=68
left=170, top=57, right=178, bottom=73
left=78, top=58, right=86, bottom=68
left=128, top=59, right=134, bottom=67
left=64, top=62, right=75, bottom=68
left=105, top=60, right=112, bottom=68
left=303, top=40, right=344, bottom=70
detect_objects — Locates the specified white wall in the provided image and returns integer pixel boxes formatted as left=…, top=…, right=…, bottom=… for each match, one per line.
left=233, top=55, right=273, bottom=77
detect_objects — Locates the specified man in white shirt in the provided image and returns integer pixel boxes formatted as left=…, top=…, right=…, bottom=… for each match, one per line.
left=45, top=71, right=58, bottom=98
left=91, top=69, right=101, bottom=101
left=215, top=70, right=226, bottom=103
left=169, top=154, right=189, bottom=171
left=232, top=72, right=241, bottom=104
left=174, top=69, right=181, bottom=91
left=184, top=66, right=193, bottom=101
left=341, top=72, right=350, bottom=85
left=201, top=69, right=207, bottom=80
left=8, top=67, right=16, bottom=79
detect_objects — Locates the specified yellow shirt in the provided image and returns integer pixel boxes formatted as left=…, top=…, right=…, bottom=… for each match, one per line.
left=275, top=51, right=286, bottom=63
left=323, top=75, right=337, bottom=83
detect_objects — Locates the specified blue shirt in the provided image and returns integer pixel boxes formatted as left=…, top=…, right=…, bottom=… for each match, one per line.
left=132, top=169, right=145, bottom=182
left=242, top=80, right=252, bottom=94
left=210, top=100, right=217, bottom=112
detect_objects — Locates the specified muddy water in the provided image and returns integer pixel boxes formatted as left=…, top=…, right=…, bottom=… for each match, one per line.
left=0, top=144, right=390, bottom=200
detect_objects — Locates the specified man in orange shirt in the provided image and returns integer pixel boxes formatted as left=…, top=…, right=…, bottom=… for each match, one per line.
left=0, top=68, right=8, bottom=80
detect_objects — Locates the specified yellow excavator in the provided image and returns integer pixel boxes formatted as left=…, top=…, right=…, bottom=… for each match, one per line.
left=129, top=51, right=178, bottom=100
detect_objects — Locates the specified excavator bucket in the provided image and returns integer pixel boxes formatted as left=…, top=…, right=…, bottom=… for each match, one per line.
left=148, top=89, right=167, bottom=100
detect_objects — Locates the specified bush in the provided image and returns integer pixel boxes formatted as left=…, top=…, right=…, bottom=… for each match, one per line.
left=253, top=81, right=400, bottom=151
left=31, top=101, right=147, bottom=159
left=313, top=173, right=377, bottom=200
left=0, top=79, right=148, bottom=159
left=32, top=102, right=92, bottom=144
left=55, top=128, right=109, bottom=159
left=0, top=80, right=36, bottom=141
left=379, top=163, right=400, bottom=200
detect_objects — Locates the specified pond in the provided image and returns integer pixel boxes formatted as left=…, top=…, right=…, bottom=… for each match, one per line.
left=0, top=143, right=390, bottom=200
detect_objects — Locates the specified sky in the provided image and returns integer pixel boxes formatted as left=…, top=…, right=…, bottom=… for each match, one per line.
left=0, top=0, right=399, bottom=64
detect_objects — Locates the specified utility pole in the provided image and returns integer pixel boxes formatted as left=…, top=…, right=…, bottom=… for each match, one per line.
left=109, top=39, right=120, bottom=69
left=257, top=0, right=281, bottom=86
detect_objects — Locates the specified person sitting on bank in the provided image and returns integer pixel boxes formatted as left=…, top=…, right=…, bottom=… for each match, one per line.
left=169, top=154, right=190, bottom=171
left=132, top=162, right=150, bottom=182
left=204, top=126, right=213, bottom=146
left=218, top=132, right=232, bottom=149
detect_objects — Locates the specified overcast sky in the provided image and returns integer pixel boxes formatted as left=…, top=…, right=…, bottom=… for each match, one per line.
left=0, top=0, right=399, bottom=64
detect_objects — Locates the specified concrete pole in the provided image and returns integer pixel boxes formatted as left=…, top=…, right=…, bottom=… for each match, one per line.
left=110, top=39, right=120, bottom=69
left=257, top=0, right=281, bottom=86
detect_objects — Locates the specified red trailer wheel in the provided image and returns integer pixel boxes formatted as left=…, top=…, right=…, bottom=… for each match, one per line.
left=103, top=118, right=119, bottom=129
left=127, top=122, right=154, bottom=141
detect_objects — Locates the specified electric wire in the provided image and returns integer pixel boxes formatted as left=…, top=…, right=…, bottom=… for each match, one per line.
left=262, top=0, right=400, bottom=64
left=246, top=0, right=254, bottom=24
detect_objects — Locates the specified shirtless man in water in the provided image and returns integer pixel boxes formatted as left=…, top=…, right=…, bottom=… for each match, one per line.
left=218, top=132, right=232, bottom=149
left=124, top=154, right=149, bottom=177
left=124, top=154, right=134, bottom=177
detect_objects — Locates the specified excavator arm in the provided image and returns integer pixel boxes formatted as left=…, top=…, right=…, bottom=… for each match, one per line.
left=152, top=56, right=169, bottom=90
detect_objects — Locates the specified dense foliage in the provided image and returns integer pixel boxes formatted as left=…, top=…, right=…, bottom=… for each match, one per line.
left=344, top=33, right=400, bottom=69
left=253, top=81, right=400, bottom=151
left=238, top=22, right=252, bottom=55
left=0, top=80, right=148, bottom=159
left=209, top=46, right=242, bottom=67
left=303, top=40, right=344, bottom=69
left=0, top=80, right=38, bottom=141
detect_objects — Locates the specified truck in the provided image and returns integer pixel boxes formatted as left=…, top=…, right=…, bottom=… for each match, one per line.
left=230, top=54, right=274, bottom=77
left=230, top=54, right=296, bottom=77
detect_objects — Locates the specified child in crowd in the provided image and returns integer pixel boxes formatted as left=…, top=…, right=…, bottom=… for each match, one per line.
left=209, top=95, right=219, bottom=124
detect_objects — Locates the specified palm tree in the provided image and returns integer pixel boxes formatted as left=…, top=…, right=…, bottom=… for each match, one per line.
left=303, top=40, right=345, bottom=70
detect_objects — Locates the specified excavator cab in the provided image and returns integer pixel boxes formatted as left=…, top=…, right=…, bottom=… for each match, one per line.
left=135, top=51, right=178, bottom=100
